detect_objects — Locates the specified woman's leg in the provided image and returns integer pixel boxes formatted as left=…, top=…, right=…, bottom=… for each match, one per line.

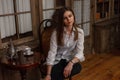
left=51, top=60, right=82, bottom=80
left=70, top=62, right=82, bottom=77
left=51, top=59, right=67, bottom=80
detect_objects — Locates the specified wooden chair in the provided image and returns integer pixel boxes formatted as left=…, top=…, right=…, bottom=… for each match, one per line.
left=38, top=19, right=55, bottom=78
left=38, top=19, right=72, bottom=80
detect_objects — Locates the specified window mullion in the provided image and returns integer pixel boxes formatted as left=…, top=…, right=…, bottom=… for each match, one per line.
left=0, top=38, right=2, bottom=45
left=0, top=11, right=31, bottom=17
left=54, top=0, right=56, bottom=8
left=13, top=0, right=20, bottom=38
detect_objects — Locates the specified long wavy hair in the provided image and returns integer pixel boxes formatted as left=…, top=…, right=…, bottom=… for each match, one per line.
left=52, top=7, right=79, bottom=46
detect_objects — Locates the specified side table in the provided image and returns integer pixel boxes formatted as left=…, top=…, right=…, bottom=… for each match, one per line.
left=0, top=52, right=40, bottom=80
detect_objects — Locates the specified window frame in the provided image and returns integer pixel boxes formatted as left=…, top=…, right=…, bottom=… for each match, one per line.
left=0, top=0, right=38, bottom=49
left=72, top=0, right=91, bottom=37
left=39, top=0, right=71, bottom=22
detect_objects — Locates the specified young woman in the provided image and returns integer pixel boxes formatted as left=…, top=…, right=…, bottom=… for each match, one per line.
left=44, top=7, right=85, bottom=80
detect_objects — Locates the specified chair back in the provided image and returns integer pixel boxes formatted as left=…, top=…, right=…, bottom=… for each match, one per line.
left=38, top=19, right=56, bottom=58
left=38, top=19, right=56, bottom=77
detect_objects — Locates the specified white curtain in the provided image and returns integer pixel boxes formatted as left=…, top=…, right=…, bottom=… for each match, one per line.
left=18, top=13, right=32, bottom=33
left=0, top=0, right=16, bottom=39
left=16, top=0, right=32, bottom=33
left=0, top=0, right=32, bottom=39
left=73, top=0, right=90, bottom=36
left=83, top=0, right=90, bottom=22
left=43, top=10, right=54, bottom=19
left=83, top=23, right=90, bottom=36
left=83, top=0, right=90, bottom=36
left=16, top=0, right=30, bottom=12
left=73, top=0, right=82, bottom=24
left=43, top=0, right=54, bottom=19
left=43, top=0, right=54, bottom=9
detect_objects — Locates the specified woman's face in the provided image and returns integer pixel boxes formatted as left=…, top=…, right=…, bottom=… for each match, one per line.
left=63, top=11, right=74, bottom=27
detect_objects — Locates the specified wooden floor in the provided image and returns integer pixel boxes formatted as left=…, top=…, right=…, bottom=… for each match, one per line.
left=0, top=49, right=120, bottom=80
left=72, top=50, right=120, bottom=80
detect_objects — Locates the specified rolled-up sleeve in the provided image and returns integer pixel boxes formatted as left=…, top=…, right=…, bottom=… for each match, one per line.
left=46, top=30, right=57, bottom=65
left=75, top=29, right=85, bottom=62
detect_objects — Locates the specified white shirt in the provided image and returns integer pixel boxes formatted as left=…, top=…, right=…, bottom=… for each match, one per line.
left=46, top=27, right=85, bottom=65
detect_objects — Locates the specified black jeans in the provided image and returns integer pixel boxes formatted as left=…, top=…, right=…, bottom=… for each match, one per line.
left=51, top=59, right=82, bottom=80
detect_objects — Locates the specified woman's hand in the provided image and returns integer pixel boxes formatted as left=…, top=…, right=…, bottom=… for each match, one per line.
left=63, top=62, right=73, bottom=78
left=44, top=75, right=51, bottom=80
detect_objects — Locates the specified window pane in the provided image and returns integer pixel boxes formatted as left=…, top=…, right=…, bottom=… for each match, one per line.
left=18, top=13, right=32, bottom=34
left=43, top=0, right=54, bottom=9
left=0, top=0, right=14, bottom=14
left=0, top=0, right=32, bottom=43
left=73, top=0, right=82, bottom=24
left=83, top=23, right=90, bottom=36
left=43, top=10, right=55, bottom=19
left=83, top=0, right=90, bottom=22
left=16, top=0, right=30, bottom=12
left=0, top=16, right=16, bottom=39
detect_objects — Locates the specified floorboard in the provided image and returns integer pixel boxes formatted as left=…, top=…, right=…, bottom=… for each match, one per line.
left=72, top=49, right=120, bottom=80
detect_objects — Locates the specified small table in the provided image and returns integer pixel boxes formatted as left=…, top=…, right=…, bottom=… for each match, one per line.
left=0, top=52, right=40, bottom=80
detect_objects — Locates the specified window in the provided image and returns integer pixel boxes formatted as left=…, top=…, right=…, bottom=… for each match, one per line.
left=0, top=0, right=35, bottom=48
left=39, top=0, right=91, bottom=37
left=39, top=0, right=66, bottom=20
left=73, top=0, right=91, bottom=36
